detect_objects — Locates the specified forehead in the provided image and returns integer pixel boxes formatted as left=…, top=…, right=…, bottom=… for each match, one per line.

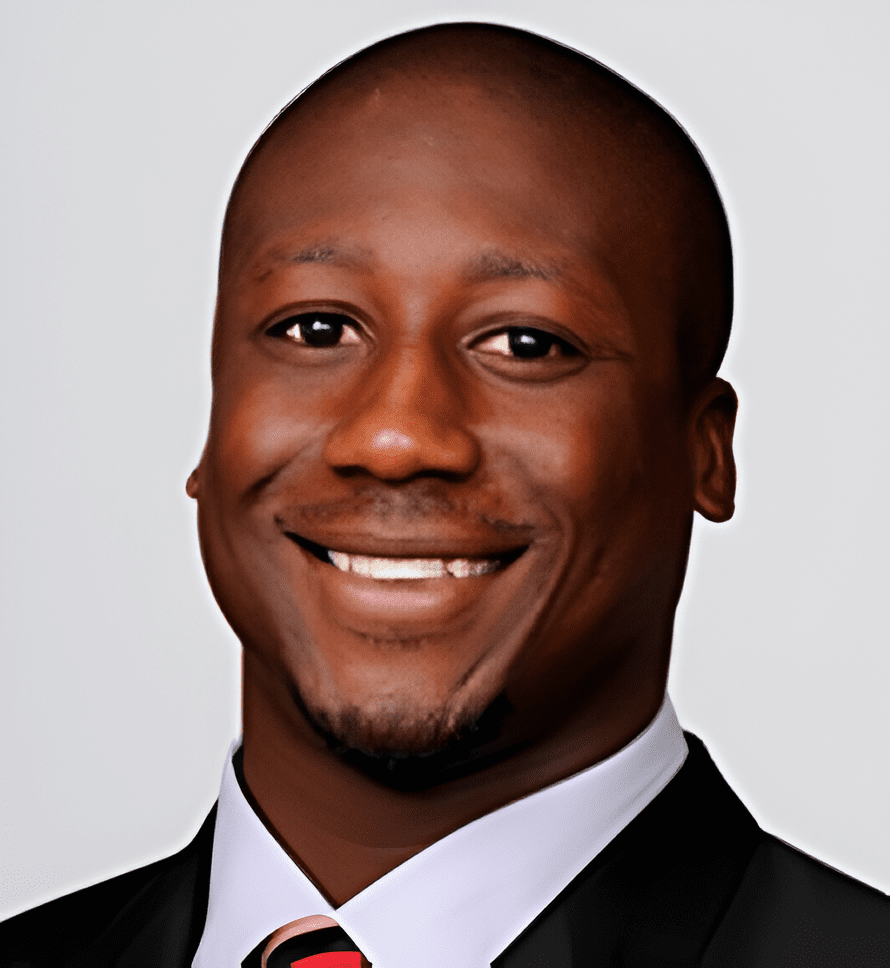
left=236, top=77, right=599, bottom=234
left=220, top=72, right=686, bottom=357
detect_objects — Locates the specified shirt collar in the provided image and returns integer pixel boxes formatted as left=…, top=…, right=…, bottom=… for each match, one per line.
left=192, top=696, right=686, bottom=968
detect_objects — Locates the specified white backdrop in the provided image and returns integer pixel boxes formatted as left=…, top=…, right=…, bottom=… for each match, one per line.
left=2, top=0, right=888, bottom=917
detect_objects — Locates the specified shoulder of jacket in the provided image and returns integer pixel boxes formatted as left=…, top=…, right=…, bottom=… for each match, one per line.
left=0, top=808, right=215, bottom=968
left=703, top=834, right=890, bottom=967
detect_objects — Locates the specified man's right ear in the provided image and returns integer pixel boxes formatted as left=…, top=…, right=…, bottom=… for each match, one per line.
left=186, top=464, right=202, bottom=500
left=187, top=441, right=209, bottom=499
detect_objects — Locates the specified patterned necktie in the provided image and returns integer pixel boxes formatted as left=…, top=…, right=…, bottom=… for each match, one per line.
left=243, top=915, right=372, bottom=968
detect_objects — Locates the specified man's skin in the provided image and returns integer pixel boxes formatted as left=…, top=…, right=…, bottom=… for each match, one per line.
left=186, top=25, right=738, bottom=907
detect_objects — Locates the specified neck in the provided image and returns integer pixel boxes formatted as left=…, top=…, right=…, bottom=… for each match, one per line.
left=239, top=655, right=667, bottom=906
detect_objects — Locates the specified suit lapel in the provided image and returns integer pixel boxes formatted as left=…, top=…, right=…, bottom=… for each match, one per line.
left=57, top=736, right=757, bottom=968
left=494, top=735, right=764, bottom=968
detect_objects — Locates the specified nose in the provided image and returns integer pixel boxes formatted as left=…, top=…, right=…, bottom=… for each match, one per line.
left=322, top=345, right=481, bottom=481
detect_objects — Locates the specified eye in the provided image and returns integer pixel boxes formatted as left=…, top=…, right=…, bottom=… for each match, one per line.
left=267, top=312, right=362, bottom=348
left=475, top=326, right=580, bottom=359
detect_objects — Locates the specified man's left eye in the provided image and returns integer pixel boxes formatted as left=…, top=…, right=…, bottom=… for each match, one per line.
left=475, top=327, right=580, bottom=359
left=268, top=312, right=362, bottom=347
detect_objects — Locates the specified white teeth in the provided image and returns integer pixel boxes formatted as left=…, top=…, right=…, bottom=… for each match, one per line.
left=446, top=558, right=499, bottom=578
left=326, top=551, right=500, bottom=580
left=353, top=557, right=447, bottom=580
left=329, top=551, right=352, bottom=572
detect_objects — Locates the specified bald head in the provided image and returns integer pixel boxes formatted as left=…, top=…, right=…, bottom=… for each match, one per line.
left=220, top=23, right=733, bottom=398
left=193, top=21, right=739, bottom=796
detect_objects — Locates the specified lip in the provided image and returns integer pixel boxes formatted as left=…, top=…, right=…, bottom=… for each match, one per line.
left=282, top=524, right=535, bottom=630
left=279, top=521, right=532, bottom=565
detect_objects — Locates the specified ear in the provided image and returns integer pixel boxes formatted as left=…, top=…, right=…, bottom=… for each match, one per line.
left=186, top=464, right=202, bottom=500
left=688, top=378, right=737, bottom=522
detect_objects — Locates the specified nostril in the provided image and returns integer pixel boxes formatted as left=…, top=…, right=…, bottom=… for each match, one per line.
left=324, top=418, right=480, bottom=482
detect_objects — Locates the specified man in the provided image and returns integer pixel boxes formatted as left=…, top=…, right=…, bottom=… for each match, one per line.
left=2, top=21, right=887, bottom=968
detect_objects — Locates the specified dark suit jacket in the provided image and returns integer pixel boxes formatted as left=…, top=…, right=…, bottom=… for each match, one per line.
left=2, top=735, right=888, bottom=967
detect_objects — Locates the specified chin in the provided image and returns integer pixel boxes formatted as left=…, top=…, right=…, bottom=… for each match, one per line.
left=297, top=686, right=514, bottom=790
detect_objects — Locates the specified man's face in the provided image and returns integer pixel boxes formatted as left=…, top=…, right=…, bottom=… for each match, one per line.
left=191, top=79, right=712, bottom=765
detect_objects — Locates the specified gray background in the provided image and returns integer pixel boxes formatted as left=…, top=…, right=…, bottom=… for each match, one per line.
left=2, top=0, right=888, bottom=918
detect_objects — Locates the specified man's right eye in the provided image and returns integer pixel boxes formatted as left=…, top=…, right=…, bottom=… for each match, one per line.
left=267, top=312, right=362, bottom=348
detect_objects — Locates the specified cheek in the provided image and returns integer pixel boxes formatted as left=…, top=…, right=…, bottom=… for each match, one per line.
left=491, top=373, right=688, bottom=588
left=501, top=378, right=650, bottom=522
left=208, top=375, right=324, bottom=496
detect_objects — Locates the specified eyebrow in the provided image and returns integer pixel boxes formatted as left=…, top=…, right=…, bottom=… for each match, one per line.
left=286, top=245, right=366, bottom=266
left=465, top=251, right=559, bottom=282
left=270, top=245, right=560, bottom=283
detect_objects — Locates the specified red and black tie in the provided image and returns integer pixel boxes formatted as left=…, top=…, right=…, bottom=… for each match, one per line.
left=243, top=915, right=371, bottom=968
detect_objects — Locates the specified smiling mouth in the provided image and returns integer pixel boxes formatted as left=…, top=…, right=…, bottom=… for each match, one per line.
left=287, top=533, right=526, bottom=580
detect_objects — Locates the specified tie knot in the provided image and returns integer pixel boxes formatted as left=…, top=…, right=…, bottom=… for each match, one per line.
left=260, top=916, right=370, bottom=968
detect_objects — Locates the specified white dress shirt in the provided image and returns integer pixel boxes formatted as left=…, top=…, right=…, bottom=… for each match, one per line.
left=192, top=696, right=687, bottom=968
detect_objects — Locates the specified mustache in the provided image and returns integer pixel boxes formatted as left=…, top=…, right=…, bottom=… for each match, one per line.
left=290, top=486, right=535, bottom=536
